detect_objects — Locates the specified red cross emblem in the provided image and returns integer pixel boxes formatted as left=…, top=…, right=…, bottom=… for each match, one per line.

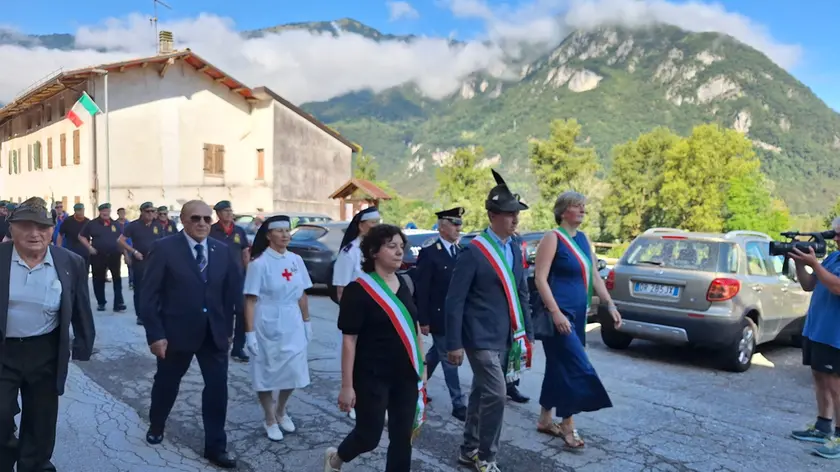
left=282, top=269, right=293, bottom=281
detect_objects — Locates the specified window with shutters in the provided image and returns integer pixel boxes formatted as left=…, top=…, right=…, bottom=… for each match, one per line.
left=12, top=150, right=18, bottom=174
left=47, top=138, right=53, bottom=169
left=45, top=104, right=53, bottom=123
left=58, top=97, right=66, bottom=116
left=74, top=196, right=81, bottom=204
left=60, top=133, right=67, bottom=166
left=72, top=130, right=80, bottom=165
left=61, top=196, right=68, bottom=209
left=203, top=143, right=225, bottom=175
left=33, top=141, right=42, bottom=170
left=27, top=144, right=32, bottom=171
left=7, top=151, right=11, bottom=175
left=256, top=149, right=265, bottom=180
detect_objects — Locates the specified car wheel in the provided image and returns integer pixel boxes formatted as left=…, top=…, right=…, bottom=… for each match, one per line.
left=722, top=317, right=757, bottom=373
left=601, top=326, right=633, bottom=350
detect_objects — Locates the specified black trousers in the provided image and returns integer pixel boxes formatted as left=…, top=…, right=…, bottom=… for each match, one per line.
left=91, top=252, right=124, bottom=307
left=149, top=327, right=229, bottom=455
left=132, top=260, right=147, bottom=319
left=0, top=331, right=60, bottom=472
left=337, top=369, right=417, bottom=472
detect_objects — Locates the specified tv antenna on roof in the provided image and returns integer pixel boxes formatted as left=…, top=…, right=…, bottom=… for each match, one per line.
left=150, top=0, right=173, bottom=54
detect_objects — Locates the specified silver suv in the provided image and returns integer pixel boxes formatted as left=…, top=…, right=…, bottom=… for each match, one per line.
left=599, top=228, right=811, bottom=372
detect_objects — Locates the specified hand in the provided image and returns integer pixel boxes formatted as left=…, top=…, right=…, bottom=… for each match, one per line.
left=420, top=325, right=430, bottom=336
left=134, top=251, right=144, bottom=261
left=551, top=311, right=572, bottom=335
left=149, top=339, right=168, bottom=359
left=422, top=369, right=428, bottom=388
left=608, top=305, right=622, bottom=329
left=338, top=386, right=356, bottom=412
left=790, top=246, right=819, bottom=268
left=245, top=331, right=259, bottom=358
left=447, top=349, right=464, bottom=366
left=304, top=321, right=313, bottom=342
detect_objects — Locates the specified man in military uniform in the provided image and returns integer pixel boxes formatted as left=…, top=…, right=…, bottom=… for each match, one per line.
left=156, top=206, right=178, bottom=234
left=119, top=202, right=164, bottom=325
left=79, top=203, right=127, bottom=312
left=416, top=206, right=467, bottom=421
left=115, top=208, right=133, bottom=289
left=57, top=203, right=91, bottom=273
left=209, top=200, right=251, bottom=363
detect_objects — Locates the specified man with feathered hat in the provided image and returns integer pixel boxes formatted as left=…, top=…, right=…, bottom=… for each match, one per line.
left=444, top=169, right=534, bottom=472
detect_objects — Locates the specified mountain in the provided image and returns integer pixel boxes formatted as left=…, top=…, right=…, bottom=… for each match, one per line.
left=302, top=24, right=840, bottom=213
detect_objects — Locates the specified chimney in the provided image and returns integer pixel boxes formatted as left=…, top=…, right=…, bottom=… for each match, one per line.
left=158, top=30, right=174, bottom=54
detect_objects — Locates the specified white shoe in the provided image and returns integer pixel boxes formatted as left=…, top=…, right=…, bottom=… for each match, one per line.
left=277, top=414, right=296, bottom=433
left=475, top=460, right=501, bottom=472
left=264, top=422, right=284, bottom=441
left=348, top=408, right=356, bottom=420
left=324, top=447, right=339, bottom=471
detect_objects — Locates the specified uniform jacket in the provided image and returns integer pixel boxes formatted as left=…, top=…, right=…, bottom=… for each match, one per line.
left=0, top=242, right=95, bottom=395
left=445, top=234, right=533, bottom=352
left=415, top=238, right=458, bottom=335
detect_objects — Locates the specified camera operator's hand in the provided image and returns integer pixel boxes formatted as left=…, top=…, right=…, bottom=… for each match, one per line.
left=790, top=246, right=819, bottom=267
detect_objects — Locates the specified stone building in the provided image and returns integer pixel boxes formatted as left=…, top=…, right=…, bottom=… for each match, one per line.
left=0, top=45, right=356, bottom=218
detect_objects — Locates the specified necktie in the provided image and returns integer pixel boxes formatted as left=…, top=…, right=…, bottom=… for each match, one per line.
left=195, top=244, right=207, bottom=281
left=450, top=244, right=457, bottom=258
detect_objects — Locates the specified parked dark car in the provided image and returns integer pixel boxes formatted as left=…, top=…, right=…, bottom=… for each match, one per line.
left=399, top=230, right=439, bottom=277
left=287, top=222, right=349, bottom=286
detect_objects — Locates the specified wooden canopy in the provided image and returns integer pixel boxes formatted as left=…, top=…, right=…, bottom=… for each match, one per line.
left=329, top=179, right=392, bottom=221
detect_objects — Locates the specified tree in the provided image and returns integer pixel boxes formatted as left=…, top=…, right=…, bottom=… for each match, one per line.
left=436, top=146, right=493, bottom=231
left=353, top=153, right=378, bottom=181
left=604, top=127, right=680, bottom=241
left=824, top=196, right=840, bottom=228
left=723, top=173, right=790, bottom=237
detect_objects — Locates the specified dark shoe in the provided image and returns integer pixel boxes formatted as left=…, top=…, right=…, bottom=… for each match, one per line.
left=97, top=304, right=106, bottom=311
left=146, top=427, right=164, bottom=445
left=452, top=406, right=467, bottom=421
left=115, top=304, right=127, bottom=312
left=204, top=452, right=237, bottom=469
left=425, top=395, right=432, bottom=403
left=129, top=283, right=134, bottom=290
left=136, top=318, right=144, bottom=326
left=507, top=386, right=530, bottom=403
left=231, top=353, right=249, bottom=363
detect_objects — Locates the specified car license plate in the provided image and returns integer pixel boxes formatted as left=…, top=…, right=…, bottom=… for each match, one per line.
left=634, top=282, right=679, bottom=297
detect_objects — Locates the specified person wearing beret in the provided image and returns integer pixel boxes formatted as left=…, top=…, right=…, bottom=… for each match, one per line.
left=118, top=202, right=166, bottom=325
left=79, top=203, right=127, bottom=313
left=209, top=200, right=251, bottom=363
left=0, top=197, right=95, bottom=472
left=57, top=204, right=91, bottom=273
left=415, top=207, right=467, bottom=421
left=157, top=206, right=178, bottom=235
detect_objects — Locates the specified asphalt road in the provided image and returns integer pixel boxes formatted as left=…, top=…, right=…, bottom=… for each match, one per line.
left=51, top=285, right=827, bottom=471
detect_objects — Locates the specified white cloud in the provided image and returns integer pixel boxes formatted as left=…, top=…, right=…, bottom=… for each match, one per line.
left=387, top=1, right=420, bottom=21
left=0, top=0, right=801, bottom=106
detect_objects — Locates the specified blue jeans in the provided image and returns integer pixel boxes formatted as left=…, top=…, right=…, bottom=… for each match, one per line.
left=426, top=334, right=465, bottom=409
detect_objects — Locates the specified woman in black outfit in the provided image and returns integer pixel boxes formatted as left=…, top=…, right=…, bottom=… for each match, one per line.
left=324, top=224, right=426, bottom=472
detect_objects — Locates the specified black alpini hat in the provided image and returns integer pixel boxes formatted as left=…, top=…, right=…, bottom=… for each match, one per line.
left=485, top=169, right=528, bottom=213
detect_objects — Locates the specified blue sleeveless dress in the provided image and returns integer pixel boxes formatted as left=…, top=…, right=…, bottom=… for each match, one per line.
left=539, top=230, right=612, bottom=418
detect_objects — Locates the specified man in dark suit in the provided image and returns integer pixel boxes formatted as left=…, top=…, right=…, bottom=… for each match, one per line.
left=416, top=207, right=467, bottom=421
left=445, top=170, right=533, bottom=471
left=140, top=200, right=241, bottom=469
left=0, top=197, right=95, bottom=472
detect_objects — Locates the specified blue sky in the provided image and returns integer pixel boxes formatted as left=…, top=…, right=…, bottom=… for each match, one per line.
left=2, top=0, right=838, bottom=110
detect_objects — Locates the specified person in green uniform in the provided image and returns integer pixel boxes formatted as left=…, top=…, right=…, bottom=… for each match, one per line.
left=118, top=202, right=165, bottom=325
left=79, top=203, right=127, bottom=312
left=58, top=203, right=91, bottom=274
left=209, top=200, right=251, bottom=363
left=157, top=206, right=178, bottom=234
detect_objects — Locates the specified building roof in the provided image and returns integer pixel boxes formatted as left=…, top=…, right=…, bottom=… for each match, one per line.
left=0, top=49, right=358, bottom=152
left=329, top=179, right=392, bottom=200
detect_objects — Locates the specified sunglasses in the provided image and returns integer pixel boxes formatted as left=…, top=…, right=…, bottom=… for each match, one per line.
left=189, top=215, right=213, bottom=224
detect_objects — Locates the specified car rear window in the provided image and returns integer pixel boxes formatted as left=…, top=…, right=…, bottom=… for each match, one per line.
left=291, top=226, right=327, bottom=241
left=623, top=237, right=721, bottom=272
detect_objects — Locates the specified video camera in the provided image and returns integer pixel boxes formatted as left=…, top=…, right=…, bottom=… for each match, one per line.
left=769, top=230, right=837, bottom=258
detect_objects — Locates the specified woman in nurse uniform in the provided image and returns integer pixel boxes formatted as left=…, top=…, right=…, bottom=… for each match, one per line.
left=332, top=206, right=380, bottom=420
left=243, top=215, right=313, bottom=441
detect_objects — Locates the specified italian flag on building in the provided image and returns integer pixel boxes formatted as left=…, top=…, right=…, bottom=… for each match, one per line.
left=66, top=92, right=102, bottom=128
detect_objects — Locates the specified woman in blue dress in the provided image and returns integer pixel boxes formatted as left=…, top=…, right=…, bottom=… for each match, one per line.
left=533, top=191, right=622, bottom=449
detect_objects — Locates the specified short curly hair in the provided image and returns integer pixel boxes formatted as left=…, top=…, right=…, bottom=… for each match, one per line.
left=360, top=224, right=407, bottom=273
left=553, top=191, right=587, bottom=225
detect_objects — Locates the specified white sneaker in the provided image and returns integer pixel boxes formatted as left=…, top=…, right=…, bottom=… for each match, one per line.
left=277, top=414, right=296, bottom=433
left=476, top=460, right=501, bottom=472
left=324, top=447, right=340, bottom=471
left=264, top=422, right=284, bottom=441
left=348, top=408, right=356, bottom=420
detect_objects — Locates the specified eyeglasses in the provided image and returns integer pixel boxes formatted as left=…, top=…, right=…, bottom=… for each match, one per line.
left=189, top=215, right=213, bottom=224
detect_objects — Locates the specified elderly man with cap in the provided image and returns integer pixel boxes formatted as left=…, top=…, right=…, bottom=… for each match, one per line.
left=79, top=203, right=127, bottom=312
left=445, top=170, right=534, bottom=472
left=157, top=206, right=178, bottom=235
left=0, top=197, right=95, bottom=472
left=209, top=200, right=251, bottom=363
left=415, top=206, right=468, bottom=422
left=56, top=203, right=90, bottom=271
left=119, top=202, right=165, bottom=325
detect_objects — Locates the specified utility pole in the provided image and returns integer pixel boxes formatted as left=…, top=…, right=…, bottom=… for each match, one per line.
left=150, top=0, right=172, bottom=53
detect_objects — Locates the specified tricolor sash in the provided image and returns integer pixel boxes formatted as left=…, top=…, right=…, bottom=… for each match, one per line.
left=470, top=231, right=532, bottom=383
left=553, top=228, right=594, bottom=310
left=356, top=272, right=426, bottom=440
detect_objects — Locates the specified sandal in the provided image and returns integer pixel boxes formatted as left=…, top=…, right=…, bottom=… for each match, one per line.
left=559, top=425, right=585, bottom=449
left=537, top=422, right=564, bottom=437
